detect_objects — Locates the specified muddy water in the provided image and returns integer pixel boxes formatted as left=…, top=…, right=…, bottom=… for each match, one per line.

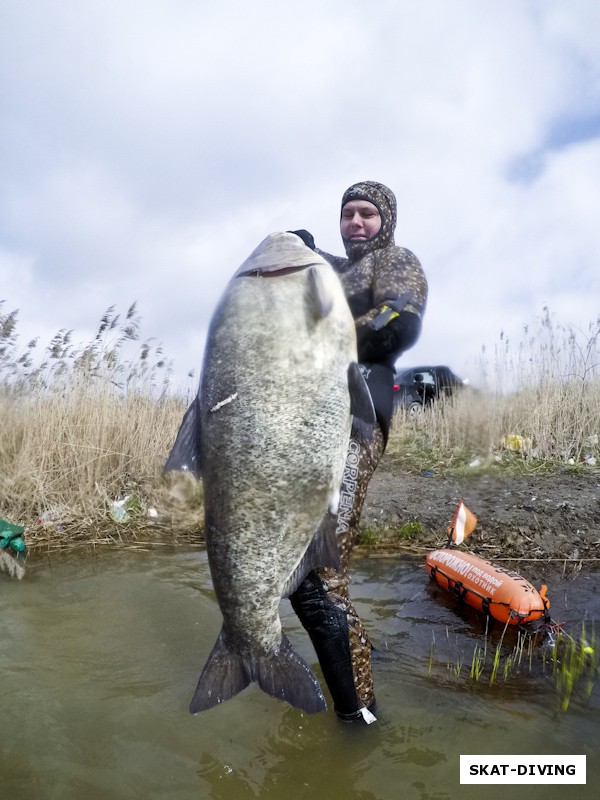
left=1, top=550, right=598, bottom=800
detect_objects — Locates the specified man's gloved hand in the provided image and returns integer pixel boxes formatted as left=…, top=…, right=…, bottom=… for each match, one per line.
left=357, top=311, right=422, bottom=363
left=287, top=229, right=316, bottom=250
left=369, top=304, right=400, bottom=331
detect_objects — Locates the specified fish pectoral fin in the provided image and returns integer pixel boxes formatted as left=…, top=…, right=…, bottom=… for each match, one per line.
left=307, top=266, right=334, bottom=319
left=189, top=630, right=327, bottom=715
left=164, top=396, right=202, bottom=478
left=282, top=511, right=341, bottom=598
left=348, top=362, right=376, bottom=425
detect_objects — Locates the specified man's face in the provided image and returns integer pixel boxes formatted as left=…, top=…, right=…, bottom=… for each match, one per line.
left=340, top=200, right=382, bottom=242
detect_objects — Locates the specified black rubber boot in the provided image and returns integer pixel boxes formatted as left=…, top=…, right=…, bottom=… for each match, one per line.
left=291, top=424, right=384, bottom=724
left=335, top=700, right=378, bottom=723
left=290, top=572, right=376, bottom=722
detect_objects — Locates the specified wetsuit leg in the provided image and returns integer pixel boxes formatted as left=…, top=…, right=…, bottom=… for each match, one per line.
left=290, top=424, right=385, bottom=722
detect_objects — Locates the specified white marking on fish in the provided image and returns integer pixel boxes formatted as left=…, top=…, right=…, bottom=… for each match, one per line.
left=328, top=489, right=340, bottom=515
left=210, top=393, right=238, bottom=413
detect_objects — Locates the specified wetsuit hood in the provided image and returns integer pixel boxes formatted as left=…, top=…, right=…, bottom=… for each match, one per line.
left=340, top=181, right=397, bottom=261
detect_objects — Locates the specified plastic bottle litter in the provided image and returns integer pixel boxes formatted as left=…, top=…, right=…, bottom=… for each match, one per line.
left=36, top=508, right=65, bottom=533
left=109, top=497, right=131, bottom=523
left=108, top=494, right=145, bottom=523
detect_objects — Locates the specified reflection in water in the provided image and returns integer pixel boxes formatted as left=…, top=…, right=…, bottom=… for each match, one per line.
left=1, top=549, right=598, bottom=799
left=196, top=708, right=386, bottom=800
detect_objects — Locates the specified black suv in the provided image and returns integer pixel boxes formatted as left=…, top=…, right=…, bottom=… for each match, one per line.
left=393, top=365, right=467, bottom=415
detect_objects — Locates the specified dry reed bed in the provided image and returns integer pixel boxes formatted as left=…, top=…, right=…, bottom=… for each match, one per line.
left=387, top=378, right=600, bottom=473
left=2, top=301, right=600, bottom=549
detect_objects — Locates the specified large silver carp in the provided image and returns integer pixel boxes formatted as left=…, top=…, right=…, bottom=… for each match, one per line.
left=165, top=232, right=373, bottom=714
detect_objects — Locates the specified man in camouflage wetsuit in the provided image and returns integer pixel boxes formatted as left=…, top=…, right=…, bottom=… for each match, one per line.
left=290, top=180, right=428, bottom=723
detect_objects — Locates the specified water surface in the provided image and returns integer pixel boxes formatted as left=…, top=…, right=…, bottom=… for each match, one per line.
left=2, top=549, right=598, bottom=799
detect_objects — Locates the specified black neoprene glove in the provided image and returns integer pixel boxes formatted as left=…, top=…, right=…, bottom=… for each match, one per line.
left=287, top=229, right=316, bottom=250
left=357, top=311, right=422, bottom=364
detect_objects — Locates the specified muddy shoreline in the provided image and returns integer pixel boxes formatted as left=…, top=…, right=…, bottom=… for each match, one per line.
left=11, top=463, right=600, bottom=566
left=360, top=463, right=600, bottom=563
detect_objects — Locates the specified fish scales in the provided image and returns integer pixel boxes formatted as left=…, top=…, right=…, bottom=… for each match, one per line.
left=202, top=272, right=352, bottom=645
left=165, top=232, right=372, bottom=714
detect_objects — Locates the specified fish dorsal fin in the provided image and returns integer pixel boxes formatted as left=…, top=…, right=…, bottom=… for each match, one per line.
left=164, top=396, right=202, bottom=478
left=307, top=266, right=334, bottom=319
left=282, top=511, right=340, bottom=598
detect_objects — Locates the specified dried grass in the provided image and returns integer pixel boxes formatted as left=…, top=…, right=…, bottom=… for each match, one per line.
left=1, top=301, right=201, bottom=548
left=388, top=308, right=600, bottom=472
left=2, top=301, right=600, bottom=549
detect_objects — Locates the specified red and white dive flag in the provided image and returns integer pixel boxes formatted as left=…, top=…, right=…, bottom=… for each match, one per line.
left=448, top=501, right=477, bottom=544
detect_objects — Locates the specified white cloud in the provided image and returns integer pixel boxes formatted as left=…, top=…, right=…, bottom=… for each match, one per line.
left=1, top=0, right=600, bottom=391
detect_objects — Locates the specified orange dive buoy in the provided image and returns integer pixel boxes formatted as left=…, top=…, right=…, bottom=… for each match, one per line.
left=425, top=548, right=550, bottom=625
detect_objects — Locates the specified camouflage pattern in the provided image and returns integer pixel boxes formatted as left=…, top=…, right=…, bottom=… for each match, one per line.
left=293, top=181, right=427, bottom=720
left=317, top=180, right=428, bottom=322
left=317, top=424, right=385, bottom=710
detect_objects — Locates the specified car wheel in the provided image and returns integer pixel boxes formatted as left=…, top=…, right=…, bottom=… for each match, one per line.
left=406, top=401, right=425, bottom=418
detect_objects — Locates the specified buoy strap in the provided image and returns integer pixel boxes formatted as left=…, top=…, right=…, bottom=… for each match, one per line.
left=431, top=564, right=516, bottom=616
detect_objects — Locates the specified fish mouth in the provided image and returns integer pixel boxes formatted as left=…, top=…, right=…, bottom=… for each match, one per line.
left=238, top=264, right=311, bottom=278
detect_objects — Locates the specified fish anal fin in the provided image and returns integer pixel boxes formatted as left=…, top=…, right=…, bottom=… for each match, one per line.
left=282, top=511, right=340, bottom=598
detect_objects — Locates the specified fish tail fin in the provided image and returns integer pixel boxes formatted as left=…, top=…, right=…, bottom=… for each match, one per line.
left=189, top=629, right=250, bottom=713
left=254, top=633, right=327, bottom=714
left=189, top=630, right=327, bottom=715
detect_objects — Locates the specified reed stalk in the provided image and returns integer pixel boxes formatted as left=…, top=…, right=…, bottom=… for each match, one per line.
left=2, top=302, right=600, bottom=546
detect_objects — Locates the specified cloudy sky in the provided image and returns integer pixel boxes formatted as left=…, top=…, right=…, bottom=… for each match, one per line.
left=2, top=0, right=599, bottom=394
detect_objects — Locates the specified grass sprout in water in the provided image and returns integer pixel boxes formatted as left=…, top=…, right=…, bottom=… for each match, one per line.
left=429, top=620, right=598, bottom=712
left=546, top=623, right=599, bottom=711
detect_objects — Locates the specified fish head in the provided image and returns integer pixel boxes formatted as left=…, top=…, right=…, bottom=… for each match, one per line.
left=232, top=232, right=340, bottom=319
left=233, top=232, right=322, bottom=279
